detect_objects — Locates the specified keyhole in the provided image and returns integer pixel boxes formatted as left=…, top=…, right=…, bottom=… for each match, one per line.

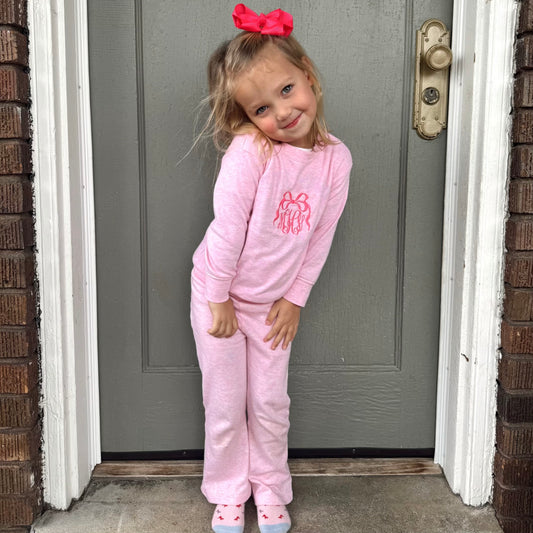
left=422, top=87, right=440, bottom=105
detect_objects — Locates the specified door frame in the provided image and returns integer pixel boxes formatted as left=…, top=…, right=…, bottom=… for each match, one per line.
left=435, top=0, right=517, bottom=505
left=29, top=0, right=517, bottom=510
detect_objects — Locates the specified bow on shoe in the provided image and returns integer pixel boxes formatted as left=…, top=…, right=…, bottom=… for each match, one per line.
left=232, top=3, right=293, bottom=37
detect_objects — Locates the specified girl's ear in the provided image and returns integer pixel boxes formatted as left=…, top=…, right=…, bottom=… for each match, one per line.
left=301, top=56, right=314, bottom=85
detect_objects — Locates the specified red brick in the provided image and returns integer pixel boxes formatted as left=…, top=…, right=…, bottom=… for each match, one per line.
left=0, top=358, right=36, bottom=394
left=0, top=177, right=32, bottom=214
left=497, top=416, right=533, bottom=456
left=0, top=290, right=34, bottom=326
left=505, top=253, right=533, bottom=287
left=0, top=215, right=33, bottom=250
left=0, top=490, right=41, bottom=526
left=0, top=251, right=34, bottom=289
left=0, top=392, right=38, bottom=428
left=514, top=110, right=533, bottom=144
left=516, top=71, right=533, bottom=108
left=520, top=0, right=533, bottom=34
left=0, top=359, right=38, bottom=394
left=493, top=480, right=533, bottom=517
left=0, top=66, right=28, bottom=103
left=0, top=1, right=27, bottom=29
left=509, top=180, right=533, bottom=213
left=0, top=462, right=39, bottom=495
left=517, top=35, right=533, bottom=71
left=0, top=105, right=28, bottom=139
left=498, top=388, right=533, bottom=424
left=0, top=289, right=32, bottom=323
left=496, top=517, right=533, bottom=533
left=512, top=146, right=533, bottom=178
left=495, top=450, right=533, bottom=487
left=504, top=286, right=533, bottom=320
left=515, top=72, right=533, bottom=108
left=0, top=141, right=29, bottom=175
left=501, top=321, right=533, bottom=354
left=500, top=353, right=533, bottom=390
left=0, top=29, right=26, bottom=68
left=0, top=327, right=37, bottom=358
left=507, top=215, right=533, bottom=250
left=0, top=1, right=45, bottom=531
left=0, top=426, right=39, bottom=462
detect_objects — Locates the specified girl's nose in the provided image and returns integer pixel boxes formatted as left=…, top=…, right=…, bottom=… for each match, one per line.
left=276, top=105, right=291, bottom=122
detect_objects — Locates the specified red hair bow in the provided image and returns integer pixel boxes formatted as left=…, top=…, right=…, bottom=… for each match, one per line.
left=232, top=4, right=293, bottom=37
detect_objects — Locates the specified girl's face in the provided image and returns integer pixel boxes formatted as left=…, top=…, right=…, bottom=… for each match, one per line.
left=234, top=45, right=317, bottom=148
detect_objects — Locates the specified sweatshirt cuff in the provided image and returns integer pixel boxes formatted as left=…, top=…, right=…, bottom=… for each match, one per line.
left=283, top=277, right=314, bottom=307
left=205, top=275, right=232, bottom=303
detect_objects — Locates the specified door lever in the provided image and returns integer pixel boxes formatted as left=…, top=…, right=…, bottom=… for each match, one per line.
left=413, top=19, right=452, bottom=140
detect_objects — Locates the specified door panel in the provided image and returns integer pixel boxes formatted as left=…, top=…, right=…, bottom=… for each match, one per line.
left=89, top=0, right=452, bottom=452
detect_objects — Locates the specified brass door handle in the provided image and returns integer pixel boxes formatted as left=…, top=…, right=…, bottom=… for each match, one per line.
left=413, top=19, right=452, bottom=140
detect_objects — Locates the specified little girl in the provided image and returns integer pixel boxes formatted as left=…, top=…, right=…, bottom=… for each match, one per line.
left=190, top=4, right=352, bottom=532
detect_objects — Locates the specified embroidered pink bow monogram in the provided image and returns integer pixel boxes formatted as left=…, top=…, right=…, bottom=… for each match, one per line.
left=232, top=4, right=293, bottom=37
left=274, top=191, right=311, bottom=235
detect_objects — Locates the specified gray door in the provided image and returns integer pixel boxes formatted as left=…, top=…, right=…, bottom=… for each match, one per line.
left=89, top=0, right=452, bottom=453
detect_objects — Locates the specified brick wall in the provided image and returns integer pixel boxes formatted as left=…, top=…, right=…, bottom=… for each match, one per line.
left=0, top=1, right=42, bottom=532
left=494, top=1, right=533, bottom=532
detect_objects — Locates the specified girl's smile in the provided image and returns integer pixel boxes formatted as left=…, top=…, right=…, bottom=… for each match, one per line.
left=234, top=45, right=318, bottom=148
left=283, top=114, right=301, bottom=129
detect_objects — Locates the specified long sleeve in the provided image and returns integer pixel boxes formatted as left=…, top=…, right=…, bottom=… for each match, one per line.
left=283, top=159, right=351, bottom=307
left=192, top=134, right=352, bottom=306
left=204, top=141, right=263, bottom=303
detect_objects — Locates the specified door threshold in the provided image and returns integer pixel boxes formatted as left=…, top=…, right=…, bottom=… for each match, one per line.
left=92, top=458, right=441, bottom=479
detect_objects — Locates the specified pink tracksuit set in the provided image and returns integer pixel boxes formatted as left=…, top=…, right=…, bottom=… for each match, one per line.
left=191, top=133, right=351, bottom=505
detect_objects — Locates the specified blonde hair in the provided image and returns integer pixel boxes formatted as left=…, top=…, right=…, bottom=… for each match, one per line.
left=204, top=31, right=333, bottom=153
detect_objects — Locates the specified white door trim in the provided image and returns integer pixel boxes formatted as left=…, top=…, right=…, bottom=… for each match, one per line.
left=435, top=0, right=517, bottom=505
left=30, top=0, right=516, bottom=509
left=29, top=0, right=100, bottom=509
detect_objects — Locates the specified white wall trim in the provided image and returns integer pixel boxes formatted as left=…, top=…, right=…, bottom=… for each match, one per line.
left=30, top=0, right=516, bottom=510
left=435, top=0, right=517, bottom=505
left=29, top=0, right=100, bottom=509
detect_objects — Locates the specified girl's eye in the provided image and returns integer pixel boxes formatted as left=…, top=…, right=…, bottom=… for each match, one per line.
left=282, top=84, right=293, bottom=95
left=256, top=105, right=268, bottom=116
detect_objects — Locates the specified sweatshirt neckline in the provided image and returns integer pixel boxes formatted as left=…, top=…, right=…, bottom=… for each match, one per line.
left=292, top=145, right=313, bottom=152
left=277, top=141, right=317, bottom=160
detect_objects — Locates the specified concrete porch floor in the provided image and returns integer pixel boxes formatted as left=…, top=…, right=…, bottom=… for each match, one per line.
left=32, top=475, right=503, bottom=533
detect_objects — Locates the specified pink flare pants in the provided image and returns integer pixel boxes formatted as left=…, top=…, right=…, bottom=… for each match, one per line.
left=191, top=270, right=293, bottom=506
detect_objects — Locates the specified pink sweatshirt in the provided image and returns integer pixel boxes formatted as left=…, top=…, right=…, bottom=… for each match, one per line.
left=192, top=134, right=352, bottom=307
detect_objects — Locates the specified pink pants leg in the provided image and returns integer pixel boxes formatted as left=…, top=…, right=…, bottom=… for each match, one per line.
left=191, top=272, right=293, bottom=506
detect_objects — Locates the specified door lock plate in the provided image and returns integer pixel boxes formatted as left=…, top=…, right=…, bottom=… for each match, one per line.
left=413, top=19, right=452, bottom=140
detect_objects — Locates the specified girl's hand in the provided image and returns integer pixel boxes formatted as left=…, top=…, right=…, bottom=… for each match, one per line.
left=264, top=298, right=301, bottom=350
left=208, top=299, right=239, bottom=338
